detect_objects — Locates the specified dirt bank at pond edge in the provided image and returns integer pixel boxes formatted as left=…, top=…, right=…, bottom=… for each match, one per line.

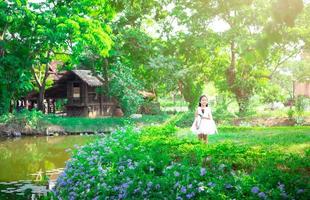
left=0, top=123, right=114, bottom=137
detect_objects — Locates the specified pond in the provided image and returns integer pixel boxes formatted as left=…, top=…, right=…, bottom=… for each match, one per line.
left=0, top=135, right=98, bottom=199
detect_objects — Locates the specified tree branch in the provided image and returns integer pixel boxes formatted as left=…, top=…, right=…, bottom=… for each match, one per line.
left=269, top=45, right=300, bottom=78
left=31, top=65, right=42, bottom=87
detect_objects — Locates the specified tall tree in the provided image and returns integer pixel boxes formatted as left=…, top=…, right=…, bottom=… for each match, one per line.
left=0, top=1, right=36, bottom=114
left=172, top=0, right=305, bottom=114
left=32, top=0, right=114, bottom=111
left=0, top=0, right=114, bottom=113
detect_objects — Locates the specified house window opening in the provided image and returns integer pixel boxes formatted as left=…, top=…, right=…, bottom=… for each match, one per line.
left=73, top=83, right=80, bottom=98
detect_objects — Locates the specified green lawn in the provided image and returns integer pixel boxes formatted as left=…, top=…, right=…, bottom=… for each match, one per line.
left=44, top=113, right=171, bottom=132
left=178, top=126, right=310, bottom=154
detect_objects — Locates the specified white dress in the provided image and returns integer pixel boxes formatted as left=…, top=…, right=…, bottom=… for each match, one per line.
left=191, top=107, right=217, bottom=135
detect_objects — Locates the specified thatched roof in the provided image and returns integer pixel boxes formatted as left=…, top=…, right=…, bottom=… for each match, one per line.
left=138, top=90, right=156, bottom=99
left=70, top=70, right=104, bottom=87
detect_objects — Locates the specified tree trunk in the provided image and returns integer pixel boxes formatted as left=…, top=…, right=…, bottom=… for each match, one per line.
left=226, top=41, right=236, bottom=87
left=236, top=96, right=250, bottom=115
left=38, top=86, right=45, bottom=112
left=0, top=84, right=11, bottom=115
left=103, top=58, right=109, bottom=100
left=0, top=28, right=9, bottom=114
left=226, top=41, right=251, bottom=115
left=31, top=53, right=51, bottom=112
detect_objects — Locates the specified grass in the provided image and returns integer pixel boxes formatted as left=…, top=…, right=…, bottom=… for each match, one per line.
left=44, top=113, right=171, bottom=132
left=178, top=126, right=310, bottom=155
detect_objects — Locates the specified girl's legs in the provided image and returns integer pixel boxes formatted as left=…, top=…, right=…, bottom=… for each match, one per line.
left=202, top=134, right=208, bottom=144
left=198, top=133, right=208, bottom=144
left=203, top=134, right=208, bottom=144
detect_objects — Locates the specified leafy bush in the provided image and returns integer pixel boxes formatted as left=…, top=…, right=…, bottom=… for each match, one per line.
left=212, top=96, right=237, bottom=123
left=286, top=96, right=309, bottom=125
left=53, top=125, right=309, bottom=199
left=172, top=110, right=195, bottom=128
left=294, top=96, right=309, bottom=125
left=108, top=61, right=144, bottom=115
left=0, top=112, right=13, bottom=124
left=3, top=109, right=45, bottom=130
left=295, top=96, right=308, bottom=115
left=139, top=101, right=161, bottom=115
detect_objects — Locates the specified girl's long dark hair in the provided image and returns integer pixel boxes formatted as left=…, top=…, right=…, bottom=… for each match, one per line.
left=198, top=95, right=208, bottom=107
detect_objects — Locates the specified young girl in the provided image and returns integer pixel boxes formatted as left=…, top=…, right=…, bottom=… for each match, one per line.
left=191, top=95, right=217, bottom=143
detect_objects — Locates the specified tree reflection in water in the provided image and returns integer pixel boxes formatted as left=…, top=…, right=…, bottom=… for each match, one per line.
left=0, top=135, right=96, bottom=181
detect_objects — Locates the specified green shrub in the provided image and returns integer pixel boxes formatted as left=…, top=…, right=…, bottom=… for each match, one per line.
left=172, top=111, right=195, bottom=128
left=294, top=96, right=309, bottom=125
left=53, top=125, right=309, bottom=199
left=3, top=109, right=45, bottom=130
left=139, top=101, right=161, bottom=115
left=108, top=61, right=144, bottom=115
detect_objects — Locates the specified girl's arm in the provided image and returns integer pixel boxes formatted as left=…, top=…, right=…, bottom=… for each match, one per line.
left=195, top=109, right=199, bottom=128
left=195, top=110, right=198, bottom=118
left=209, top=108, right=213, bottom=120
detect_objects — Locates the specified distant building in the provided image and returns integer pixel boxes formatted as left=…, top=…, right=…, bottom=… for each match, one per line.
left=25, top=70, right=117, bottom=117
left=293, top=81, right=310, bottom=98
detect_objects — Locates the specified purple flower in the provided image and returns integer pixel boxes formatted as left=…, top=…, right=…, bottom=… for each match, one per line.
left=251, top=186, right=260, bottom=194
left=200, top=168, right=206, bottom=176
left=147, top=182, right=153, bottom=188
left=198, top=186, right=204, bottom=192
left=181, top=186, right=187, bottom=193
left=225, top=183, right=233, bottom=190
left=207, top=182, right=216, bottom=187
left=297, top=189, right=304, bottom=194
left=186, top=192, right=194, bottom=199
left=69, top=191, right=76, bottom=197
left=118, top=193, right=126, bottom=199
left=134, top=188, right=140, bottom=193
left=258, top=192, right=267, bottom=199
left=113, top=186, right=119, bottom=191
left=278, top=182, right=285, bottom=192
left=121, top=183, right=129, bottom=189
left=174, top=181, right=180, bottom=188
left=174, top=171, right=180, bottom=177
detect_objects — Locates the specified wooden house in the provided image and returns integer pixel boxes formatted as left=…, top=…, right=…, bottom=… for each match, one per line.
left=25, top=70, right=117, bottom=117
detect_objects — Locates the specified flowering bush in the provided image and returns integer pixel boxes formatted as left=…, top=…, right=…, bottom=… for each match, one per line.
left=53, top=125, right=309, bottom=199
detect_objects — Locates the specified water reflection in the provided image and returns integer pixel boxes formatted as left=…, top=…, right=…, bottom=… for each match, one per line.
left=0, top=135, right=97, bottom=199
left=0, top=180, right=48, bottom=200
left=0, top=135, right=96, bottom=182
